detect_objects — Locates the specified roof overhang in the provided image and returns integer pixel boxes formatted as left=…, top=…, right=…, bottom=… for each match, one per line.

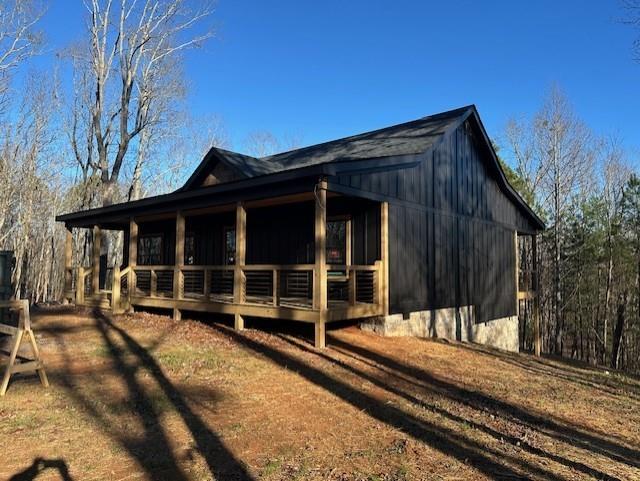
left=56, top=154, right=421, bottom=228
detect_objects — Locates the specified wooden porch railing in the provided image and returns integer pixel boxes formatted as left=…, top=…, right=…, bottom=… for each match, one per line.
left=75, top=267, right=92, bottom=305
left=518, top=268, right=537, bottom=299
left=120, top=262, right=381, bottom=311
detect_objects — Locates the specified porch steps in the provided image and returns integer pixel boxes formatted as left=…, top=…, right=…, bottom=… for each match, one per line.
left=82, top=292, right=112, bottom=310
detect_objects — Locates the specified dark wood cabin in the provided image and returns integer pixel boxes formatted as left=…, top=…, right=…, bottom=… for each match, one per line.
left=57, top=105, right=544, bottom=349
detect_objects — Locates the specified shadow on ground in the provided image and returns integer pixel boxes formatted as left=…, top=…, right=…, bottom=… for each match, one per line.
left=8, top=458, right=74, bottom=481
left=7, top=307, right=640, bottom=480
left=24, top=308, right=254, bottom=481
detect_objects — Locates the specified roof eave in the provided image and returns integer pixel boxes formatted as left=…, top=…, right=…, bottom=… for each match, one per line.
left=56, top=162, right=336, bottom=224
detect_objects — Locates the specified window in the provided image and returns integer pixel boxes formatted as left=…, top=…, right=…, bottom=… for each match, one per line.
left=327, top=219, right=348, bottom=265
left=185, top=233, right=195, bottom=265
left=224, top=227, right=236, bottom=265
left=138, top=234, right=163, bottom=265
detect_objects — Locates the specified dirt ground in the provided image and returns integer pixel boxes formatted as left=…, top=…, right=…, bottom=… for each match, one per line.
left=1, top=306, right=639, bottom=481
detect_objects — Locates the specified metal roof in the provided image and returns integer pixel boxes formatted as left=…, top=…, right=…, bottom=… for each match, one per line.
left=181, top=106, right=469, bottom=190
left=57, top=105, right=544, bottom=231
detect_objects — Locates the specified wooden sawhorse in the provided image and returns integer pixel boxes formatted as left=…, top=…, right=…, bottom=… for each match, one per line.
left=0, top=300, right=48, bottom=396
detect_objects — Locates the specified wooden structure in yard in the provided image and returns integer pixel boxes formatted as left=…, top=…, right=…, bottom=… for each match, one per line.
left=0, top=300, right=49, bottom=396
left=0, top=251, right=13, bottom=325
left=57, top=106, right=543, bottom=350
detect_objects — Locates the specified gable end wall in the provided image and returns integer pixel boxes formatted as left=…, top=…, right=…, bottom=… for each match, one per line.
left=335, top=120, right=534, bottom=322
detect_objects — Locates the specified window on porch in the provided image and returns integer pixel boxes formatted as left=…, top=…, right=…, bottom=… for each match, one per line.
left=224, top=226, right=236, bottom=265
left=138, top=234, right=163, bottom=265
left=185, top=233, right=195, bottom=265
left=327, top=219, right=348, bottom=265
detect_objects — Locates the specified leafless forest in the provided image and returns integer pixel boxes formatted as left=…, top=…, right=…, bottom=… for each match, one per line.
left=2, top=0, right=640, bottom=373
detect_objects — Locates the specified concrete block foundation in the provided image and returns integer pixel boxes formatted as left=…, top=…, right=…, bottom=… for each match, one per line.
left=360, top=306, right=519, bottom=352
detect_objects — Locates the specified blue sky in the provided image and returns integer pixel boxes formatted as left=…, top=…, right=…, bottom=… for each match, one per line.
left=37, top=0, right=640, bottom=158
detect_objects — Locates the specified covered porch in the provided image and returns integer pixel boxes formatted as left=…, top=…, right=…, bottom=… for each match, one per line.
left=61, top=180, right=389, bottom=348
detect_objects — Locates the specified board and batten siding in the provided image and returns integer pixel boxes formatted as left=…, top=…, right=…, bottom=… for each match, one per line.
left=333, top=119, right=536, bottom=322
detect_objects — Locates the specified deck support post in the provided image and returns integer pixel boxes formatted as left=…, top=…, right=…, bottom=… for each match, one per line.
left=532, top=234, right=541, bottom=357
left=127, top=218, right=138, bottom=312
left=173, top=211, right=185, bottom=320
left=314, top=179, right=328, bottom=348
left=92, top=225, right=101, bottom=295
left=234, top=202, right=246, bottom=330
left=64, top=225, right=73, bottom=303
left=380, top=202, right=389, bottom=316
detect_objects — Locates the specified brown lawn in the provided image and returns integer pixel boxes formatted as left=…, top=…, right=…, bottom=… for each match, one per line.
left=1, top=306, right=639, bottom=481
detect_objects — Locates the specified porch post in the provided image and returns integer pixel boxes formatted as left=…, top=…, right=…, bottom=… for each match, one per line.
left=112, top=264, right=121, bottom=314
left=128, top=217, right=138, bottom=311
left=234, top=202, right=246, bottom=330
left=380, top=202, right=389, bottom=316
left=173, top=211, right=185, bottom=320
left=314, top=179, right=328, bottom=348
left=532, top=233, right=541, bottom=357
left=76, top=266, right=85, bottom=306
left=64, top=225, right=73, bottom=302
left=92, top=225, right=101, bottom=295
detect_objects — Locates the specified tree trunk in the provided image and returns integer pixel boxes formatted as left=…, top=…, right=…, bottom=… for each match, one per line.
left=603, top=236, right=613, bottom=364
left=553, top=185, right=563, bottom=355
left=611, top=291, right=627, bottom=369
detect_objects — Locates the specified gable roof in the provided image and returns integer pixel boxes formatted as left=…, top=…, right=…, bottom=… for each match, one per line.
left=180, top=105, right=469, bottom=191
left=57, top=105, right=544, bottom=231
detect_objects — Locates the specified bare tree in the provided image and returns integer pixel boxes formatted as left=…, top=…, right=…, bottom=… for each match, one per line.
left=134, top=112, right=230, bottom=199
left=598, top=138, right=631, bottom=362
left=504, top=86, right=596, bottom=354
left=74, top=0, right=214, bottom=206
left=0, top=0, right=44, bottom=107
left=0, top=70, right=64, bottom=301
left=243, top=130, right=302, bottom=158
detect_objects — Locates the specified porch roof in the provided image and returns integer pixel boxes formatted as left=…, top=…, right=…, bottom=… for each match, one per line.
left=56, top=163, right=330, bottom=228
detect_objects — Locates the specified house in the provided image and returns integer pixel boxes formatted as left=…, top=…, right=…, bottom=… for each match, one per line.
left=56, top=105, right=544, bottom=351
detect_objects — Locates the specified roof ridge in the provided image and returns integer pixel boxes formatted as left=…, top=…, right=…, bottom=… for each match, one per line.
left=210, top=146, right=259, bottom=160
left=260, top=105, right=475, bottom=162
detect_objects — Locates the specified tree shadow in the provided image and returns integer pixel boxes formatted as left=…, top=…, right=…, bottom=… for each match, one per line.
left=329, top=336, right=640, bottom=470
left=8, top=458, right=74, bottom=481
left=37, top=307, right=254, bottom=481
left=275, top=333, right=622, bottom=481
left=91, top=309, right=255, bottom=480
left=208, top=323, right=576, bottom=481
left=444, top=339, right=640, bottom=400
